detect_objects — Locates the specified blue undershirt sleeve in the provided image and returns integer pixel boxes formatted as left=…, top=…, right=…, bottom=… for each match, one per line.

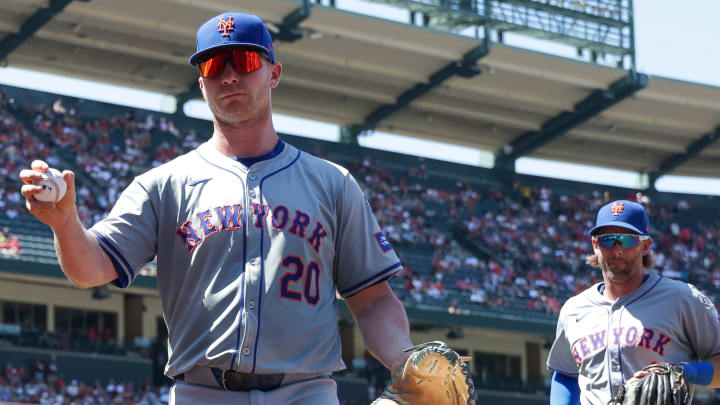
left=550, top=371, right=580, bottom=405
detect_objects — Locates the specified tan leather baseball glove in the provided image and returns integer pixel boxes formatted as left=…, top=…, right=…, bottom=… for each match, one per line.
left=371, top=341, right=476, bottom=405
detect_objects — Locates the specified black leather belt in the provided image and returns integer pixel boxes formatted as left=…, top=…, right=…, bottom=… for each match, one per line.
left=211, top=368, right=284, bottom=391
left=175, top=366, right=327, bottom=391
left=175, top=367, right=290, bottom=391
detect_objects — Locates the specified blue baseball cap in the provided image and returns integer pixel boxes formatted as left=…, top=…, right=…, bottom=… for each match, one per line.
left=589, top=200, right=650, bottom=236
left=189, top=12, right=275, bottom=66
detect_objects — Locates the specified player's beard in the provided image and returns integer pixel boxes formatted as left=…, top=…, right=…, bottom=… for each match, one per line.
left=601, top=257, right=640, bottom=283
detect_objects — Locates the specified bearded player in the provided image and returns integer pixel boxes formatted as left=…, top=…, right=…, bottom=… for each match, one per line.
left=547, top=200, right=720, bottom=404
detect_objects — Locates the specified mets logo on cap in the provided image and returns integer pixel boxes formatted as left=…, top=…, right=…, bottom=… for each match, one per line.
left=610, top=202, right=624, bottom=216
left=217, top=16, right=234, bottom=37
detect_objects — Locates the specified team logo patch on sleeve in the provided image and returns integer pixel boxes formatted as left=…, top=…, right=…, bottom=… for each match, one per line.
left=699, top=294, right=714, bottom=309
left=374, top=231, right=392, bottom=253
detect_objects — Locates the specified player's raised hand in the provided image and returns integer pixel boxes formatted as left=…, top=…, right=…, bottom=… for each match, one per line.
left=19, top=160, right=78, bottom=229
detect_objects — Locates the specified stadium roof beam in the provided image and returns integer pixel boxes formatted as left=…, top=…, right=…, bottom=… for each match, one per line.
left=268, top=0, right=311, bottom=43
left=648, top=126, right=720, bottom=188
left=342, top=37, right=489, bottom=144
left=494, top=71, right=648, bottom=172
left=0, top=0, right=76, bottom=62
left=174, top=0, right=311, bottom=114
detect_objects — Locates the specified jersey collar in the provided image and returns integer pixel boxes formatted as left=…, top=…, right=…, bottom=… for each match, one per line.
left=234, top=139, right=285, bottom=167
left=197, top=138, right=298, bottom=175
left=589, top=272, right=660, bottom=306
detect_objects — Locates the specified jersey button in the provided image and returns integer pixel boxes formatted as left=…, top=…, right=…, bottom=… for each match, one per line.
left=248, top=173, right=257, bottom=180
left=249, top=190, right=257, bottom=198
left=243, top=348, right=251, bottom=356
left=248, top=301, right=256, bottom=309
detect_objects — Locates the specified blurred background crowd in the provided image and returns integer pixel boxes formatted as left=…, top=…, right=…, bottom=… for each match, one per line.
left=1, top=86, right=719, bottom=403
left=0, top=359, right=167, bottom=405
left=2, top=87, right=718, bottom=316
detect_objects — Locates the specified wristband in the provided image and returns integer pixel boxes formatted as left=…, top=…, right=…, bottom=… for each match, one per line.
left=680, top=361, right=713, bottom=386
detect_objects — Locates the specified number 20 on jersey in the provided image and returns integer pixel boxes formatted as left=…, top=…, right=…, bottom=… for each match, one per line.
left=279, top=255, right=321, bottom=306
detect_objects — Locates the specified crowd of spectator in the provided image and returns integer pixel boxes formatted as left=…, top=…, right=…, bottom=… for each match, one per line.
left=0, top=89, right=41, bottom=222
left=346, top=152, right=720, bottom=314
left=462, top=185, right=720, bottom=310
left=2, top=86, right=719, bottom=317
left=21, top=97, right=202, bottom=227
left=0, top=359, right=168, bottom=404
left=341, top=154, right=576, bottom=314
left=0, top=226, right=22, bottom=258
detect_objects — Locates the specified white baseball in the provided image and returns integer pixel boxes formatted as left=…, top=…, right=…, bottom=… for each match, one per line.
left=35, top=168, right=67, bottom=203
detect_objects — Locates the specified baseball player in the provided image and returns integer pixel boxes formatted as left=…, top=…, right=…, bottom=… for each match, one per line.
left=547, top=200, right=720, bottom=405
left=19, top=12, right=414, bottom=404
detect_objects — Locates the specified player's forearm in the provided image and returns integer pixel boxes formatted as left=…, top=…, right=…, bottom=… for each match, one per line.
left=354, top=293, right=413, bottom=373
left=52, top=215, right=115, bottom=288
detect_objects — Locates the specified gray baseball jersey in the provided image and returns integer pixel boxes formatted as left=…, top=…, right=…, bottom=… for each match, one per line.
left=89, top=140, right=402, bottom=377
left=547, top=272, right=720, bottom=405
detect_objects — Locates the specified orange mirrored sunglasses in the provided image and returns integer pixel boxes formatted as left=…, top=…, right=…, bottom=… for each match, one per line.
left=197, top=49, right=264, bottom=78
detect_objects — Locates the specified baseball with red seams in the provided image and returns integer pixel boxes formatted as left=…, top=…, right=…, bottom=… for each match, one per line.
left=35, top=168, right=67, bottom=203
